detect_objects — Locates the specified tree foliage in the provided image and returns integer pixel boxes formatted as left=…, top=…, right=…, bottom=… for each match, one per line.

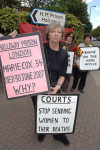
left=66, top=0, right=92, bottom=33
left=66, top=13, right=83, bottom=44
left=1, top=0, right=21, bottom=8
left=66, top=0, right=88, bottom=23
left=91, top=26, right=100, bottom=38
left=0, top=7, right=31, bottom=35
left=46, top=0, right=68, bottom=13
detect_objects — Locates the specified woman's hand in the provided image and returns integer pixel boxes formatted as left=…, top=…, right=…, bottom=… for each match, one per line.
left=77, top=65, right=80, bottom=69
left=62, top=46, right=66, bottom=50
left=8, top=30, right=18, bottom=38
left=48, top=85, right=61, bottom=94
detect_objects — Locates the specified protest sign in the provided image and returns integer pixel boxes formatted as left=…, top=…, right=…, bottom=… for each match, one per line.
left=80, top=47, right=99, bottom=70
left=36, top=94, right=79, bottom=134
left=66, top=51, right=74, bottom=74
left=0, top=32, right=50, bottom=100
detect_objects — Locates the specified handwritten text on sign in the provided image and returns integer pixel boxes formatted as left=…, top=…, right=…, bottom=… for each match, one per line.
left=0, top=32, right=50, bottom=99
left=66, top=51, right=74, bottom=74
left=36, top=94, right=79, bottom=134
left=80, top=47, right=99, bottom=70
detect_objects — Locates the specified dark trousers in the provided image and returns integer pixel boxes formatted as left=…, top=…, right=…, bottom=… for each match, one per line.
left=61, top=75, right=71, bottom=91
left=71, top=66, right=88, bottom=90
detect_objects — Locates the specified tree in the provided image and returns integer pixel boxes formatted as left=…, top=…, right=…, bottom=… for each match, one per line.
left=91, top=26, right=100, bottom=38
left=65, top=13, right=83, bottom=44
left=46, top=0, right=68, bottom=13
left=67, top=0, right=88, bottom=23
left=82, top=19, right=92, bottom=33
left=1, top=0, right=21, bottom=8
left=66, top=0, right=93, bottom=32
left=0, top=7, right=31, bottom=35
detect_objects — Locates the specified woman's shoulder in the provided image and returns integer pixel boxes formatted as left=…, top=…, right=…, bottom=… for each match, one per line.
left=78, top=43, right=84, bottom=47
left=60, top=47, right=68, bottom=56
left=60, top=41, right=66, bottom=47
left=89, top=44, right=92, bottom=47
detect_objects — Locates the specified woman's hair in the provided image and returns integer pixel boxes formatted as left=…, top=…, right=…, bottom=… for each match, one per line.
left=65, top=31, right=74, bottom=41
left=45, top=22, right=64, bottom=41
left=83, top=33, right=92, bottom=40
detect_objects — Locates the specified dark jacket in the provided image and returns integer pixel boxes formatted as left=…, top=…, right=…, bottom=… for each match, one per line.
left=60, top=42, right=76, bottom=51
left=43, top=43, right=68, bottom=84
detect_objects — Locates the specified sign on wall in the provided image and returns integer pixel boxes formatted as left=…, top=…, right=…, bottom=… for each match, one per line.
left=36, top=94, right=79, bottom=134
left=30, top=8, right=66, bottom=26
left=80, top=47, right=99, bottom=71
left=0, top=32, right=50, bottom=100
left=66, top=51, right=74, bottom=74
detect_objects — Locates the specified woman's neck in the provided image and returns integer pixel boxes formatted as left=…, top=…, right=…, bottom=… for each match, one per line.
left=49, top=41, right=59, bottom=51
left=66, top=40, right=71, bottom=44
left=84, top=43, right=89, bottom=47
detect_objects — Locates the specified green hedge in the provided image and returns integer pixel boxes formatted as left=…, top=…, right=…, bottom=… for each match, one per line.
left=0, top=7, right=31, bottom=35
left=65, top=13, right=84, bottom=44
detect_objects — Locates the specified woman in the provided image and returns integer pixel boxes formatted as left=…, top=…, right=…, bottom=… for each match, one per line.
left=60, top=32, right=76, bottom=92
left=9, top=24, right=70, bottom=146
left=70, top=33, right=92, bottom=93
left=31, top=22, right=70, bottom=146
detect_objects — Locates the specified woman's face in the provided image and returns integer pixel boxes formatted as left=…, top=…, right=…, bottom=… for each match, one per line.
left=48, top=27, right=62, bottom=43
left=84, top=37, right=91, bottom=44
left=66, top=34, right=73, bottom=43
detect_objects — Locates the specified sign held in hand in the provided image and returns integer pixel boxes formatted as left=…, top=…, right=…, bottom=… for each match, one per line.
left=36, top=94, right=79, bottom=134
left=0, top=32, right=50, bottom=100
left=80, top=47, right=99, bottom=70
left=66, top=51, right=74, bottom=74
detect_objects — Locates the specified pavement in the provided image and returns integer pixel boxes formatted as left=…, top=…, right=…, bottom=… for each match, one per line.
left=0, top=68, right=100, bottom=150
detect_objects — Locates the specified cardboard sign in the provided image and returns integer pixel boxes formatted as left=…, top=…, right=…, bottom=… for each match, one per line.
left=66, top=51, right=74, bottom=74
left=80, top=47, right=99, bottom=70
left=0, top=32, right=50, bottom=100
left=36, top=94, right=79, bottom=134
left=30, top=8, right=66, bottom=26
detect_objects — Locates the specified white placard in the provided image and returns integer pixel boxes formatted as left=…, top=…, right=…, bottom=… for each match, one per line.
left=80, top=47, right=99, bottom=70
left=67, top=51, right=74, bottom=74
left=36, top=94, right=79, bottom=134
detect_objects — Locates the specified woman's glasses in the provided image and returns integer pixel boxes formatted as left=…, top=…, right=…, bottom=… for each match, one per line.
left=68, top=35, right=73, bottom=38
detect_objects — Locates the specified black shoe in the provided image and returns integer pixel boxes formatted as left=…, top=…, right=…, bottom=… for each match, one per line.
left=38, top=134, right=45, bottom=142
left=53, top=134, right=70, bottom=146
left=70, top=88, right=74, bottom=92
left=78, top=89, right=84, bottom=93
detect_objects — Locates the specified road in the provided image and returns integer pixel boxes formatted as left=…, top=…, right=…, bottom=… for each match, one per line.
left=91, top=40, right=100, bottom=69
left=91, top=40, right=100, bottom=47
left=91, top=40, right=100, bottom=84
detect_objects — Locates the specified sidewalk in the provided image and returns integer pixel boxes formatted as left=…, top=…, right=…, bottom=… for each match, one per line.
left=0, top=70, right=100, bottom=150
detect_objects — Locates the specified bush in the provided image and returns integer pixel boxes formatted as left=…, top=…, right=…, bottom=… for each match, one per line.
left=65, top=13, right=84, bottom=44
left=0, top=7, right=30, bottom=35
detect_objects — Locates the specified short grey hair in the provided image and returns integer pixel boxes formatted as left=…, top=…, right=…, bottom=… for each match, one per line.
left=45, top=22, right=65, bottom=41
